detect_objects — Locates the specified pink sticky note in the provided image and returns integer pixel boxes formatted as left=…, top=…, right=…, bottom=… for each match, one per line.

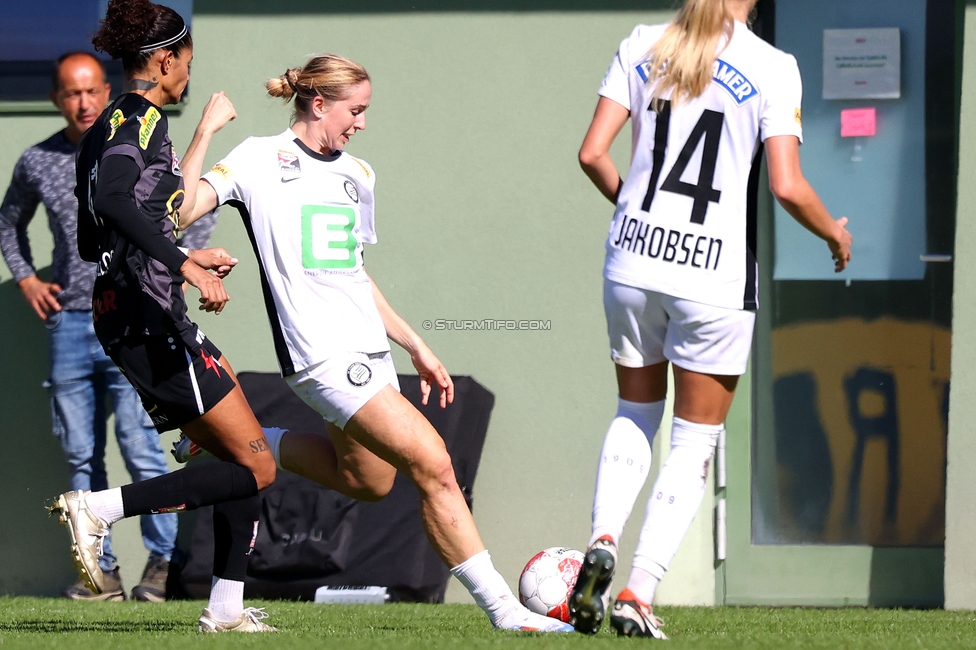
left=841, top=108, right=877, bottom=137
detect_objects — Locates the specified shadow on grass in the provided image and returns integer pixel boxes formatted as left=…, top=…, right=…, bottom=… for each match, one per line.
left=0, top=620, right=189, bottom=633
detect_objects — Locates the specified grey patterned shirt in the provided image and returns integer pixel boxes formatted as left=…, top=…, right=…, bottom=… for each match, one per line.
left=0, top=130, right=217, bottom=312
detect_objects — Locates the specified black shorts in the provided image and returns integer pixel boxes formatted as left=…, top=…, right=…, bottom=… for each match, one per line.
left=107, top=335, right=236, bottom=432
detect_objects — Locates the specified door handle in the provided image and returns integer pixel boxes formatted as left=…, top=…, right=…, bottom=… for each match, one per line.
left=920, top=254, right=953, bottom=263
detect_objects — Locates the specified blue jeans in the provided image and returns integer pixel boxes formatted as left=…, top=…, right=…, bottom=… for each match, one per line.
left=47, top=310, right=177, bottom=571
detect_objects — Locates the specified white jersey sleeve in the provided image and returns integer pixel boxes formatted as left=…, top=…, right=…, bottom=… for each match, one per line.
left=598, top=29, right=636, bottom=109
left=202, top=137, right=256, bottom=204
left=759, top=54, right=804, bottom=143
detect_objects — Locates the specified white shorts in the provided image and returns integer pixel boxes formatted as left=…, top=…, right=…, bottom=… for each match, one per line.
left=285, top=351, right=401, bottom=429
left=603, top=279, right=755, bottom=376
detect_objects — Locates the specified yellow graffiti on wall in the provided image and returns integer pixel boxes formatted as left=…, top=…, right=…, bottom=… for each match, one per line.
left=771, top=317, right=948, bottom=546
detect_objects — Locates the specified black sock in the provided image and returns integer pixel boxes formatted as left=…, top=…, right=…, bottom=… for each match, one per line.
left=212, top=495, right=261, bottom=582
left=120, top=460, right=258, bottom=517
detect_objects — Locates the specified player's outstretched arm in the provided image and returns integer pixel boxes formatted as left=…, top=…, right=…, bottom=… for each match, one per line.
left=368, top=274, right=454, bottom=407
left=579, top=96, right=630, bottom=204
left=766, top=135, right=852, bottom=272
left=180, top=92, right=235, bottom=227
left=180, top=180, right=219, bottom=230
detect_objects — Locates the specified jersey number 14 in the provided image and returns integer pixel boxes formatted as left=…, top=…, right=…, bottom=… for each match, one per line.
left=641, top=100, right=724, bottom=225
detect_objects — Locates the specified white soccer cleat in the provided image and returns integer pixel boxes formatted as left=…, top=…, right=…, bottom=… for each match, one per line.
left=171, top=433, right=206, bottom=463
left=610, top=589, right=668, bottom=639
left=49, top=490, right=110, bottom=594
left=494, top=604, right=575, bottom=633
left=198, top=607, right=277, bottom=633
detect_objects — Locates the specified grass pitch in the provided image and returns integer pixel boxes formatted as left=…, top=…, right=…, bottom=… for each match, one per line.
left=0, top=598, right=974, bottom=649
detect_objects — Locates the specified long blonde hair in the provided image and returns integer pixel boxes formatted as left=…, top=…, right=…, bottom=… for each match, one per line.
left=266, top=54, right=370, bottom=116
left=646, top=0, right=734, bottom=107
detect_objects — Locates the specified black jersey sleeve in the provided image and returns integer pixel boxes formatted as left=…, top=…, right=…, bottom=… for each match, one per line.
left=93, top=155, right=189, bottom=273
left=76, top=124, right=104, bottom=263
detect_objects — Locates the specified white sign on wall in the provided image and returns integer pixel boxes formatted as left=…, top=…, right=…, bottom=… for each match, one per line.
left=823, top=28, right=901, bottom=100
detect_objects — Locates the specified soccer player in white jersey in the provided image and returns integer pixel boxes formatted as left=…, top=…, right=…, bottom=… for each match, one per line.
left=181, top=54, right=573, bottom=634
left=568, top=0, right=852, bottom=638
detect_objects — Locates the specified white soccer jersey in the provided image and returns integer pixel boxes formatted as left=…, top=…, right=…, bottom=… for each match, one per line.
left=203, top=130, right=389, bottom=376
left=600, top=21, right=803, bottom=310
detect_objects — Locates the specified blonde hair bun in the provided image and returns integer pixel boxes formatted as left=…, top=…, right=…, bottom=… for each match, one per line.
left=266, top=67, right=302, bottom=101
left=265, top=55, right=369, bottom=114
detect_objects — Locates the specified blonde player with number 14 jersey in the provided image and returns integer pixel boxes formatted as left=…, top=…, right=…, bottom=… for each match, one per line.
left=568, top=0, right=852, bottom=638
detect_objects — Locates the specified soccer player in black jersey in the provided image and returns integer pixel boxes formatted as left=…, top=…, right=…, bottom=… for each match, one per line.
left=51, top=0, right=276, bottom=633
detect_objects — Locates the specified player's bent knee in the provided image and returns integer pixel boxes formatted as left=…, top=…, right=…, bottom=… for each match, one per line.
left=412, top=450, right=458, bottom=495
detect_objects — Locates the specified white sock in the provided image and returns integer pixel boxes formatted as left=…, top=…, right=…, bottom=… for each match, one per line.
left=625, top=566, right=661, bottom=605
left=86, top=487, right=125, bottom=526
left=628, top=417, right=720, bottom=605
left=208, top=576, right=245, bottom=622
left=450, top=550, right=519, bottom=625
left=589, top=399, right=666, bottom=547
left=261, top=427, right=288, bottom=470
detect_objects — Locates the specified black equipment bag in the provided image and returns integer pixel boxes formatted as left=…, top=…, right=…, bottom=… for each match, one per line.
left=169, top=372, right=494, bottom=602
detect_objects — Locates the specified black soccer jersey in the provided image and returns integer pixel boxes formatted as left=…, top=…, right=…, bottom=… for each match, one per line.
left=76, top=93, right=199, bottom=350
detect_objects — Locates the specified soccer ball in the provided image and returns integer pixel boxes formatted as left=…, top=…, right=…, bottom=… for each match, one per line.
left=518, top=546, right=584, bottom=622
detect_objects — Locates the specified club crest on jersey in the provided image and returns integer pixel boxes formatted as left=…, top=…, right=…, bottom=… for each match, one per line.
left=344, top=180, right=359, bottom=203
left=138, top=107, right=161, bottom=149
left=107, top=109, right=126, bottom=141
left=278, top=151, right=301, bottom=182
left=347, top=362, right=372, bottom=387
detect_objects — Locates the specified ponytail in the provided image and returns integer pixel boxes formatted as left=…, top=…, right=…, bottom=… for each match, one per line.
left=646, top=0, right=733, bottom=107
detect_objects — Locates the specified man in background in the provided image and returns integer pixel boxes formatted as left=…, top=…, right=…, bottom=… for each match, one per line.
left=0, top=52, right=216, bottom=602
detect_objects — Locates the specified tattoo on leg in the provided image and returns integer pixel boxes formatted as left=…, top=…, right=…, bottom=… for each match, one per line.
left=249, top=438, right=268, bottom=454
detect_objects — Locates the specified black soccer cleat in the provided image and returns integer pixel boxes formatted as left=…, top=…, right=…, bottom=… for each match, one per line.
left=568, top=536, right=617, bottom=634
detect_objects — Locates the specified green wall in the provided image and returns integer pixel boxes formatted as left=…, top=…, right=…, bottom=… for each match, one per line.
left=0, top=6, right=725, bottom=605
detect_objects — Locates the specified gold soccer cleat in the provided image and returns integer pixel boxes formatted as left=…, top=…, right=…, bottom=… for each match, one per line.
left=49, top=490, right=110, bottom=594
left=198, top=607, right=277, bottom=633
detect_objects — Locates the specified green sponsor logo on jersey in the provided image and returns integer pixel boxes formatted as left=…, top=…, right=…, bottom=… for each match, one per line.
left=301, top=204, right=358, bottom=269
